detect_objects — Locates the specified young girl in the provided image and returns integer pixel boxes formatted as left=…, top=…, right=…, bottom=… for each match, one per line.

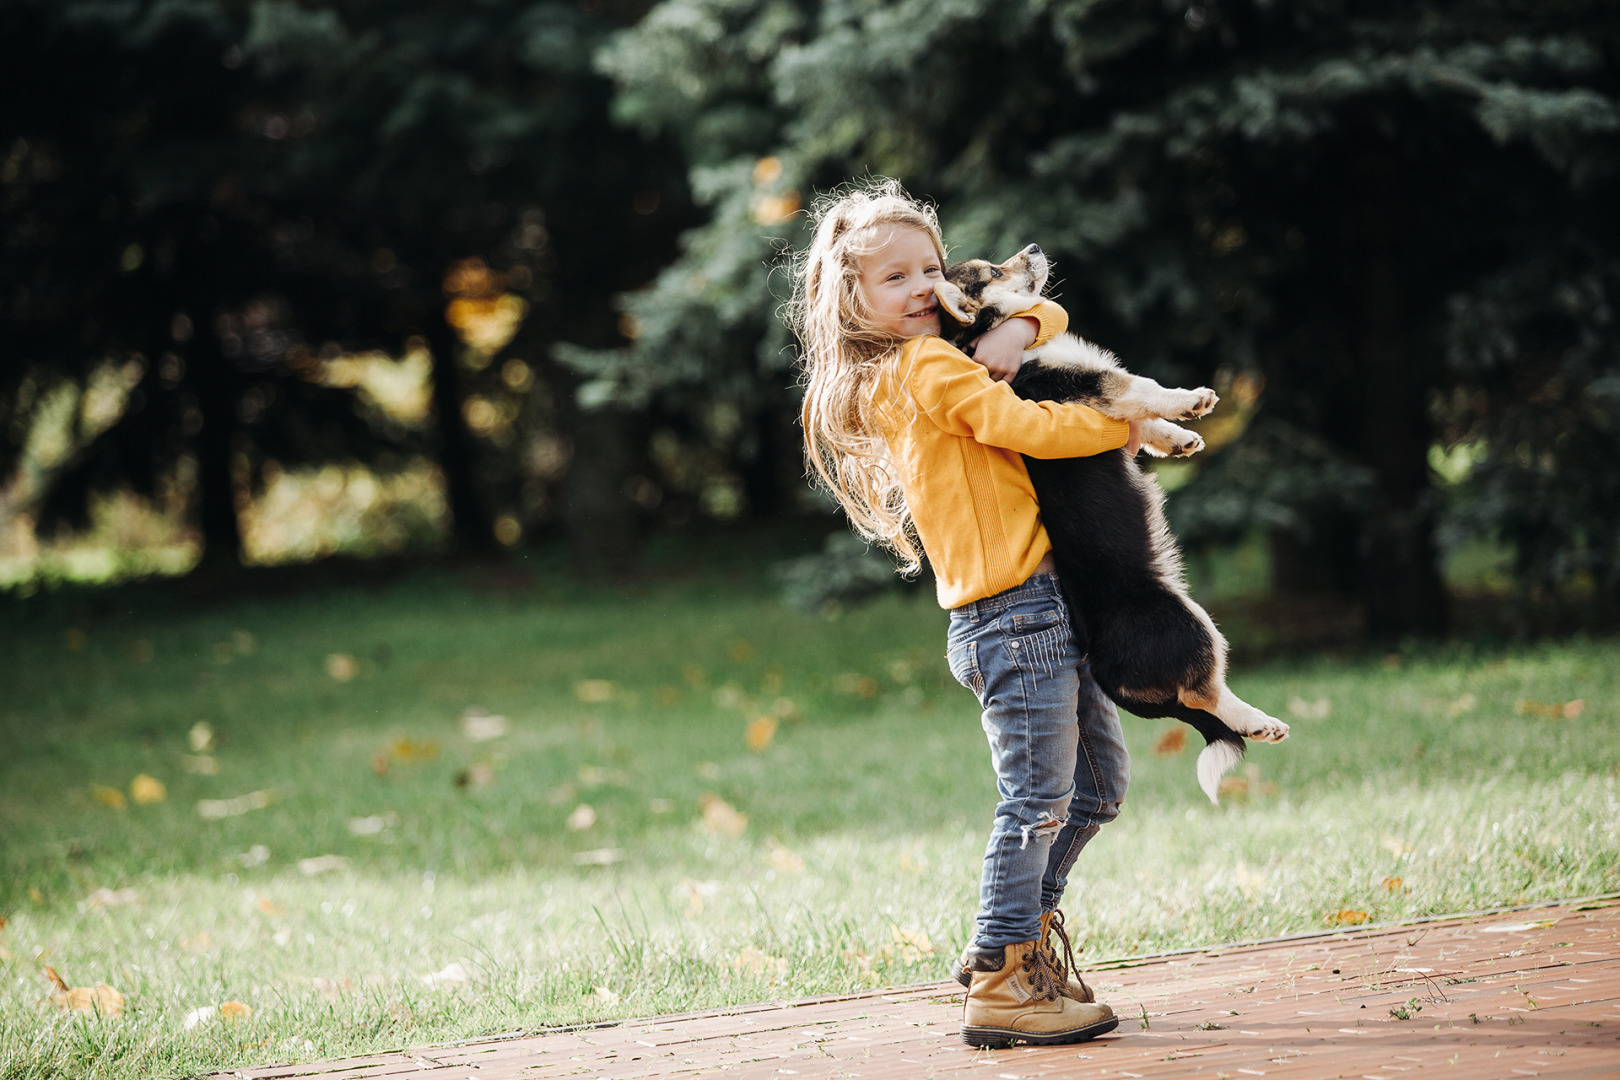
left=791, top=180, right=1138, bottom=1048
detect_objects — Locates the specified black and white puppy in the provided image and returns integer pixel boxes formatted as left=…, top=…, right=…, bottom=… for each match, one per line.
left=935, top=244, right=1289, bottom=802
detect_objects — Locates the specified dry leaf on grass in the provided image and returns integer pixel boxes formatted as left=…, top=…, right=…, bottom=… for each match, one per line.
left=675, top=879, right=719, bottom=915
left=197, top=790, right=272, bottom=819
left=129, top=774, right=166, bottom=805
left=1516, top=698, right=1585, bottom=720
left=574, top=679, right=615, bottom=703
left=85, top=887, right=139, bottom=909
left=834, top=673, right=878, bottom=698
left=1153, top=727, right=1187, bottom=756
left=698, top=793, right=747, bottom=837
left=325, top=653, right=359, bottom=682
left=420, top=962, right=470, bottom=987
left=730, top=947, right=786, bottom=977
left=1325, top=909, right=1370, bottom=926
left=347, top=813, right=398, bottom=836
left=745, top=715, right=778, bottom=752
left=384, top=737, right=439, bottom=763
left=588, top=984, right=620, bottom=1004
left=767, top=841, right=804, bottom=874
left=459, top=709, right=508, bottom=741
left=181, top=754, right=220, bottom=775
left=44, top=967, right=124, bottom=1017
left=297, top=855, right=349, bottom=876
left=1287, top=697, right=1332, bottom=719
left=182, top=1001, right=252, bottom=1028
left=454, top=762, right=497, bottom=789
left=566, top=804, right=597, bottom=831
left=91, top=785, right=127, bottom=810
left=881, top=927, right=935, bottom=965
left=1382, top=876, right=1406, bottom=892
left=572, top=847, right=623, bottom=866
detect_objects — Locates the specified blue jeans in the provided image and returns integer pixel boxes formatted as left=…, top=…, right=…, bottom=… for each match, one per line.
left=946, top=572, right=1131, bottom=948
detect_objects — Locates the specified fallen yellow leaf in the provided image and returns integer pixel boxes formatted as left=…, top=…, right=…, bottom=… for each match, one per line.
left=218, top=1000, right=252, bottom=1021
left=385, top=737, right=439, bottom=763
left=574, top=679, right=615, bottom=703
left=1325, top=909, right=1369, bottom=926
left=767, top=842, right=804, bottom=874
left=129, top=774, right=166, bottom=805
left=1382, top=876, right=1405, bottom=892
left=44, top=968, right=124, bottom=1016
left=1153, top=727, right=1187, bottom=756
left=745, top=715, right=778, bottom=752
left=731, top=947, right=786, bottom=976
left=699, top=793, right=747, bottom=838
left=91, top=785, right=127, bottom=811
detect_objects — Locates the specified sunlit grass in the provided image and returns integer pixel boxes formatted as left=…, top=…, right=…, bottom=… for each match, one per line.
left=1, top=564, right=1616, bottom=1079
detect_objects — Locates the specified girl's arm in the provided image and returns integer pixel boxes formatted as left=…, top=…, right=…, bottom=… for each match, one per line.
left=905, top=336, right=1130, bottom=459
left=967, top=300, right=1067, bottom=383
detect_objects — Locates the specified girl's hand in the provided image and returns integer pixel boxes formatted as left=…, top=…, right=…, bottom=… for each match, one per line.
left=968, top=316, right=1039, bottom=384
left=1124, top=420, right=1143, bottom=457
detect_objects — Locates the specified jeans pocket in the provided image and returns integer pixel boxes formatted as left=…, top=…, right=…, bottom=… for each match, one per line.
left=1010, top=607, right=1064, bottom=634
left=947, top=639, right=983, bottom=699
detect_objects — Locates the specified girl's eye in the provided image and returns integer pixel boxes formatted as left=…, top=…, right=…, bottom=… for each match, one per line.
left=990, top=268, right=1003, bottom=279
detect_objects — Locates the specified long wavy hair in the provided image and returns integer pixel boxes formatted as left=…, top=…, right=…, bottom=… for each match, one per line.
left=788, top=179, right=945, bottom=575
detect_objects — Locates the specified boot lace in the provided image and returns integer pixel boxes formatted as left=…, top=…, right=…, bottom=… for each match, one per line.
left=1043, top=909, right=1081, bottom=991
left=1019, top=941, right=1067, bottom=1002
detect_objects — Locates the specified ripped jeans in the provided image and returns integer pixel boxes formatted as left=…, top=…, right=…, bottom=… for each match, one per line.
left=947, top=572, right=1131, bottom=948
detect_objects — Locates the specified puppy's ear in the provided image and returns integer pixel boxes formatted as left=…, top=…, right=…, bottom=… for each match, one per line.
left=933, top=280, right=975, bottom=324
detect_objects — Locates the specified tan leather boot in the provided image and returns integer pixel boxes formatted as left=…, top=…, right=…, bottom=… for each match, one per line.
left=959, top=940, right=1117, bottom=1048
left=954, top=910, right=1096, bottom=1002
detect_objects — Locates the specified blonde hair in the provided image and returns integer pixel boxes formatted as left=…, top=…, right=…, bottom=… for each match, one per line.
left=789, top=178, right=945, bottom=575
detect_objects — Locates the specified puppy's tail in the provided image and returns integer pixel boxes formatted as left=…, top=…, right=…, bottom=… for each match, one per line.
left=1196, top=736, right=1245, bottom=805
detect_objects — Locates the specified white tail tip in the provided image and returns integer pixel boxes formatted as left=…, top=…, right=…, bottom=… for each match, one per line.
left=1196, top=740, right=1244, bottom=804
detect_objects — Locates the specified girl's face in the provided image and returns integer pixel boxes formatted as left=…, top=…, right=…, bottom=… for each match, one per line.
left=859, top=226, right=943, bottom=339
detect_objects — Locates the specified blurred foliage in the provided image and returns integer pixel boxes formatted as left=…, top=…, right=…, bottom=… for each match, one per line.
left=580, top=0, right=1620, bottom=633
left=0, top=0, right=688, bottom=569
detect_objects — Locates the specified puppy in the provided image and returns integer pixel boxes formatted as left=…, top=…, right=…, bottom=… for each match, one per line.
left=935, top=244, right=1289, bottom=802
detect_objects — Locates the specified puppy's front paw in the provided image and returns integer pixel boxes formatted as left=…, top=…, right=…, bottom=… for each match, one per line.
left=1175, top=387, right=1218, bottom=419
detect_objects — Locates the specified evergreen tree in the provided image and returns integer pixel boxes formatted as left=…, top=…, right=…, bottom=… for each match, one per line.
left=0, top=0, right=685, bottom=565
left=580, top=0, right=1620, bottom=633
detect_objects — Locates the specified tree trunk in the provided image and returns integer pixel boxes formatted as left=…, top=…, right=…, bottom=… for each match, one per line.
left=424, top=322, right=496, bottom=553
left=189, top=326, right=244, bottom=567
left=1353, top=151, right=1447, bottom=637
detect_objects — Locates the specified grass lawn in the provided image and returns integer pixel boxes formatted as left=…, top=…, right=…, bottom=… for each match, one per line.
left=1, top=557, right=1616, bottom=1079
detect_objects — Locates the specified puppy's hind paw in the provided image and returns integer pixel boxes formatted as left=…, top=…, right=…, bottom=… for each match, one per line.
left=1249, top=716, right=1290, bottom=743
left=1168, top=433, right=1205, bottom=458
left=1177, top=387, right=1218, bottom=420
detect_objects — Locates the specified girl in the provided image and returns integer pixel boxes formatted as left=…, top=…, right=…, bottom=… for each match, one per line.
left=791, top=180, right=1138, bottom=1048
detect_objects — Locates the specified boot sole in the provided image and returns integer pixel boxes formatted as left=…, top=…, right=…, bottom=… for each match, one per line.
left=960, top=1013, right=1118, bottom=1048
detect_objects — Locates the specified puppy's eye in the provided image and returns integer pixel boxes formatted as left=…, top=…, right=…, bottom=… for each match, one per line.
left=990, top=269, right=1002, bottom=279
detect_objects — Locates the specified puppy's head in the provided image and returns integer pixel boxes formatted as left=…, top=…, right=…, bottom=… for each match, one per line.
left=934, top=243, right=1049, bottom=346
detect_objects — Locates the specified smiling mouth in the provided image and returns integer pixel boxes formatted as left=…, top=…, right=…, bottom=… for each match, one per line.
left=906, top=305, right=937, bottom=319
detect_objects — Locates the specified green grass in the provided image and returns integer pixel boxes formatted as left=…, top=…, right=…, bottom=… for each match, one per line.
left=1, top=560, right=1617, bottom=1079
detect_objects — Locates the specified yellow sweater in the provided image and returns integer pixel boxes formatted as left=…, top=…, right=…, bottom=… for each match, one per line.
left=884, top=302, right=1130, bottom=608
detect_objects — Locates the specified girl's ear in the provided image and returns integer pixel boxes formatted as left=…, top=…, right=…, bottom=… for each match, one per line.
left=933, top=280, right=974, bottom=323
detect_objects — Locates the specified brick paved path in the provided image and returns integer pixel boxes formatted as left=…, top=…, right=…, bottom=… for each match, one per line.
left=216, top=896, right=1620, bottom=1079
